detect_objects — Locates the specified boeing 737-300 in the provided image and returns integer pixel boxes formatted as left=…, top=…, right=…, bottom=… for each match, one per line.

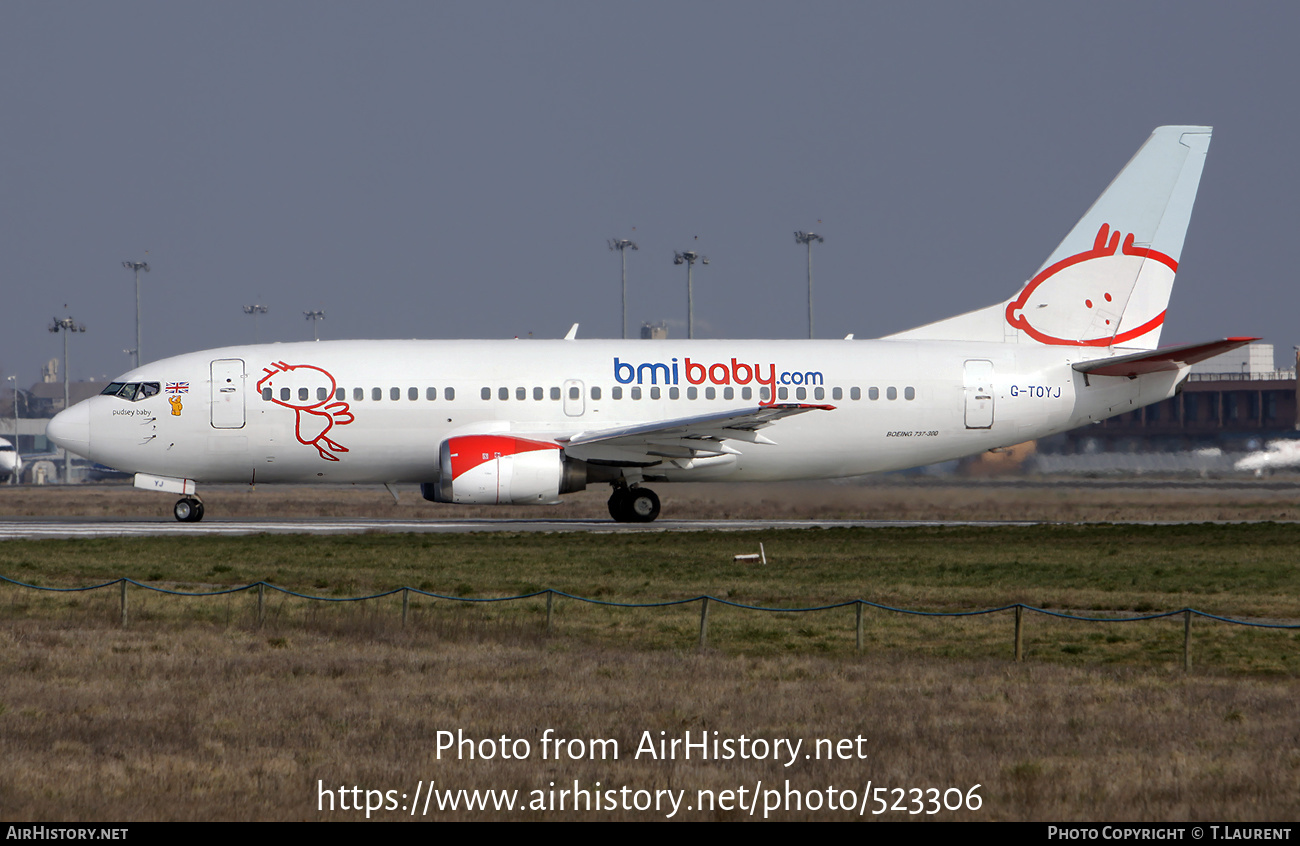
left=47, top=126, right=1251, bottom=522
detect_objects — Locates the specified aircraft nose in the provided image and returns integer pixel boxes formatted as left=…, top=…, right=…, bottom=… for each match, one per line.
left=47, top=401, right=91, bottom=456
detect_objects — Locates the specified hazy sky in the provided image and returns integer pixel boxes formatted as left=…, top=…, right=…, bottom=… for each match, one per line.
left=3, top=2, right=1297, bottom=384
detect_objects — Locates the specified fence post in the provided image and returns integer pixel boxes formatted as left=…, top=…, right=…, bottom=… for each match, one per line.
left=257, top=583, right=265, bottom=628
left=1014, top=605, right=1024, bottom=663
left=855, top=602, right=863, bottom=653
left=1183, top=609, right=1192, bottom=673
left=402, top=588, right=410, bottom=628
left=546, top=590, right=554, bottom=635
left=698, top=597, right=710, bottom=649
left=119, top=579, right=128, bottom=627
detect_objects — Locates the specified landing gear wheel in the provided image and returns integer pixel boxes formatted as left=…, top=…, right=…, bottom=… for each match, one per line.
left=625, top=487, right=660, bottom=523
left=173, top=497, right=204, bottom=523
left=607, top=489, right=631, bottom=522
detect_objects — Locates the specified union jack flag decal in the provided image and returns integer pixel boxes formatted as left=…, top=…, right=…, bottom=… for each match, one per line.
left=165, top=382, right=189, bottom=394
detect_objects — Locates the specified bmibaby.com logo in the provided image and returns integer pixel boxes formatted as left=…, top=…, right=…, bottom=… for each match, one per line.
left=613, top=357, right=825, bottom=391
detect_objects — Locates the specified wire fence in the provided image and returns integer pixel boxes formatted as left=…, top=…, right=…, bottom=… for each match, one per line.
left=3, top=573, right=1297, bottom=670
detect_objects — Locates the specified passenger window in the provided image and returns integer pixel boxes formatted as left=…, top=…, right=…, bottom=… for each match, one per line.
left=427, top=387, right=437, bottom=401
left=354, top=388, right=364, bottom=401
left=670, top=387, right=680, bottom=400
left=796, top=387, right=807, bottom=400
left=650, top=387, right=661, bottom=400
left=568, top=386, right=579, bottom=400
left=390, top=387, right=400, bottom=401
left=534, top=387, right=543, bottom=401
left=760, top=387, right=771, bottom=401
left=498, top=387, right=508, bottom=401
left=778, top=387, right=788, bottom=400
left=706, top=387, right=716, bottom=400
left=336, top=388, right=345, bottom=401
left=481, top=387, right=491, bottom=401
left=833, top=387, right=843, bottom=401
left=887, top=387, right=897, bottom=400
left=318, top=387, right=328, bottom=401
left=723, top=387, right=734, bottom=400
left=297, top=388, right=307, bottom=401
left=612, top=387, right=623, bottom=400
left=281, top=388, right=291, bottom=401
left=516, top=387, right=526, bottom=400
left=407, top=387, right=416, bottom=401
left=550, top=387, right=561, bottom=400
left=742, top=387, right=752, bottom=401
left=445, top=388, right=455, bottom=401
left=591, top=386, right=602, bottom=400
left=851, top=387, right=862, bottom=400
left=262, top=387, right=272, bottom=401
left=688, top=387, right=698, bottom=400
left=868, top=387, right=878, bottom=400
left=814, top=387, right=825, bottom=401
left=372, top=387, right=382, bottom=401
left=904, top=387, right=915, bottom=400
left=631, top=387, right=642, bottom=400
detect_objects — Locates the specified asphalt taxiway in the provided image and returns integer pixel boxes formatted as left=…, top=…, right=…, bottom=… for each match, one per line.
left=0, top=517, right=1032, bottom=540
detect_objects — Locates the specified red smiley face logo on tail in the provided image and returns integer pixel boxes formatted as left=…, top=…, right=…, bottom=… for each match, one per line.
left=1005, top=224, right=1178, bottom=347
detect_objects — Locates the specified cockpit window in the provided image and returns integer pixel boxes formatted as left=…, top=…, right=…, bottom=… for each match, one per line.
left=100, top=381, right=161, bottom=402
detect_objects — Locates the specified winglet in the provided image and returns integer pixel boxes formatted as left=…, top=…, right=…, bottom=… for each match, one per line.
left=564, top=323, right=579, bottom=340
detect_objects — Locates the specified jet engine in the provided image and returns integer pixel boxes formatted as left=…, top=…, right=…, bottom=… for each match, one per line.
left=421, top=434, right=587, bottom=505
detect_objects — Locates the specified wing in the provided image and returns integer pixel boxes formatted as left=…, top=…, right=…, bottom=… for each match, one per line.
left=557, top=403, right=835, bottom=466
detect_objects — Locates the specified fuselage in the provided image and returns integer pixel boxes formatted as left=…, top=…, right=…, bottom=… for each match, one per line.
left=48, top=337, right=1173, bottom=487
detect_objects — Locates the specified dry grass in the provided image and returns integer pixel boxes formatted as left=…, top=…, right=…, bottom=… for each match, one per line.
left=3, top=618, right=1298, bottom=821
left=5, top=481, right=1300, bottom=821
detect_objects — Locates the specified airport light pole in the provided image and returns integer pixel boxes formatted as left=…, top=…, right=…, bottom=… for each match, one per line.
left=608, top=238, right=638, bottom=339
left=242, top=304, right=269, bottom=343
left=673, top=250, right=709, bottom=339
left=794, top=231, right=824, bottom=339
left=304, top=310, right=325, bottom=341
left=49, top=314, right=86, bottom=483
left=122, top=260, right=150, bottom=368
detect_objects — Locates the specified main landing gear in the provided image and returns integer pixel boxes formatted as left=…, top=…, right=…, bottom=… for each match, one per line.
left=173, top=497, right=205, bottom=523
left=608, top=484, right=660, bottom=523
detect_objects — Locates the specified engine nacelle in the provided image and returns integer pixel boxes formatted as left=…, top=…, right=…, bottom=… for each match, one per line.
left=421, top=435, right=587, bottom=505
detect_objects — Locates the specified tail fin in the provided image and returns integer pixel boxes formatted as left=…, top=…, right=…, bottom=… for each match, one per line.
left=889, top=126, right=1212, bottom=349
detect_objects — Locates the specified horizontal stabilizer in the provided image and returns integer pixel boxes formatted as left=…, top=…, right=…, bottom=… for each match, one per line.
left=1072, top=337, right=1258, bottom=379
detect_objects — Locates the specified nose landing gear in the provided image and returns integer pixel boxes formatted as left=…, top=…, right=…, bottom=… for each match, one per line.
left=607, top=484, right=660, bottom=523
left=173, top=497, right=205, bottom=523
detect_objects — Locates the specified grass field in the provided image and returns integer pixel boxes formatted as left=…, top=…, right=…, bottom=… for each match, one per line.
left=3, top=510, right=1300, bottom=821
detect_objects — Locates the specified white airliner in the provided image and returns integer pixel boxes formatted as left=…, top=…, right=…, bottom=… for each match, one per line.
left=0, top=437, right=21, bottom=483
left=48, top=126, right=1251, bottom=523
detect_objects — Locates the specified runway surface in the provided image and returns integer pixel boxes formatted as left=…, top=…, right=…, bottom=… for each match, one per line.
left=0, top=517, right=1033, bottom=540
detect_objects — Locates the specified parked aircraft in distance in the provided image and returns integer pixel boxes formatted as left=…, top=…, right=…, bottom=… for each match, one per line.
left=48, top=126, right=1251, bottom=522
left=1236, top=439, right=1300, bottom=475
left=0, top=437, right=21, bottom=483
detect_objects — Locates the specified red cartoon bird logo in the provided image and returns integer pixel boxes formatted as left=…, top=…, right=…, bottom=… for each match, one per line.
left=255, top=361, right=354, bottom=461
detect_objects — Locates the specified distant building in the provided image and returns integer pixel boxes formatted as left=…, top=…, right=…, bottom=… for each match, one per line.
left=640, top=321, right=668, bottom=340
left=1045, top=342, right=1298, bottom=455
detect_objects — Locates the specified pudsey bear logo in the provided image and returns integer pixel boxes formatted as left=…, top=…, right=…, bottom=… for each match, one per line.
left=1005, top=224, right=1177, bottom=346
